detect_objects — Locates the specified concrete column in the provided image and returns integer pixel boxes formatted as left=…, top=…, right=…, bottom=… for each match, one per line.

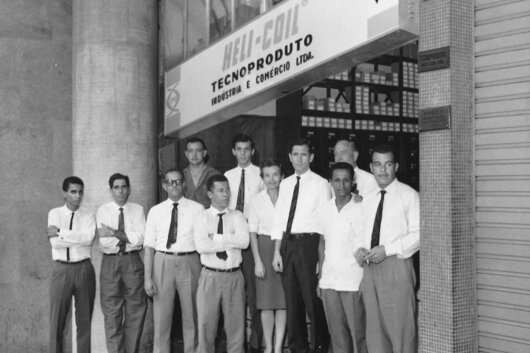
left=418, top=1, right=475, bottom=353
left=72, top=1, right=158, bottom=352
left=0, top=1, right=73, bottom=352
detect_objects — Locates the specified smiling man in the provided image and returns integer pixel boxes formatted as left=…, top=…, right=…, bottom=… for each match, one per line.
left=47, top=176, right=96, bottom=353
left=271, top=138, right=331, bottom=353
left=333, top=139, right=377, bottom=197
left=96, top=173, right=147, bottom=353
left=355, top=145, right=420, bottom=353
left=224, top=133, right=264, bottom=352
left=317, top=163, right=367, bottom=353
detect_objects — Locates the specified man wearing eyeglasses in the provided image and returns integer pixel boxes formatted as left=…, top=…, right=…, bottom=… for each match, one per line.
left=144, top=169, right=205, bottom=353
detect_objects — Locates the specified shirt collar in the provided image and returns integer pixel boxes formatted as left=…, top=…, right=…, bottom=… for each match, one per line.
left=165, top=197, right=184, bottom=207
left=332, top=194, right=355, bottom=212
left=62, top=204, right=78, bottom=215
left=236, top=163, right=254, bottom=172
left=112, top=201, right=127, bottom=210
left=208, top=206, right=229, bottom=216
left=294, top=169, right=312, bottom=180
left=379, top=178, right=398, bottom=194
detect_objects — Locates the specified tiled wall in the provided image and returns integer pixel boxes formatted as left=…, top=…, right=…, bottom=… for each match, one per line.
left=418, top=1, right=476, bottom=352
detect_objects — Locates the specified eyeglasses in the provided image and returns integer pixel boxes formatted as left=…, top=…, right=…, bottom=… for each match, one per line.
left=165, top=179, right=184, bottom=186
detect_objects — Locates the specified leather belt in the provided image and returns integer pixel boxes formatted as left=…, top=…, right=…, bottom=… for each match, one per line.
left=55, top=258, right=90, bottom=265
left=203, top=266, right=240, bottom=273
left=105, top=250, right=141, bottom=256
left=287, top=232, right=319, bottom=239
left=157, top=250, right=198, bottom=256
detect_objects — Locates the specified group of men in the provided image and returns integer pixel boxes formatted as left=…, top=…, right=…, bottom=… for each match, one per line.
left=47, top=134, right=419, bottom=353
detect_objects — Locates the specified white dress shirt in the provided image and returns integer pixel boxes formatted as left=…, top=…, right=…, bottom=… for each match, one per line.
left=144, top=197, right=204, bottom=252
left=194, top=207, right=250, bottom=269
left=318, top=197, right=364, bottom=291
left=225, top=163, right=264, bottom=218
left=355, top=166, right=378, bottom=197
left=359, top=179, right=420, bottom=259
left=48, top=205, right=96, bottom=261
left=248, top=189, right=275, bottom=235
left=271, top=170, right=331, bottom=240
left=96, top=201, right=145, bottom=253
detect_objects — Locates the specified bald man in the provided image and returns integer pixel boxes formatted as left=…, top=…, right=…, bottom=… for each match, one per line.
left=333, top=140, right=378, bottom=197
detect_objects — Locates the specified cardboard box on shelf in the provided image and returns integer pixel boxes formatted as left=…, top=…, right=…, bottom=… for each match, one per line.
left=302, top=95, right=316, bottom=109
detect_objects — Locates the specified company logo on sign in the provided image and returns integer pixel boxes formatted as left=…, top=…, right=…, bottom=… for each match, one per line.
left=164, top=0, right=418, bottom=137
left=165, top=69, right=181, bottom=123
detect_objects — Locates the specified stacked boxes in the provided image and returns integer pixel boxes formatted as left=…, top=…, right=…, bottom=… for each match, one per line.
left=355, top=86, right=370, bottom=114
left=403, top=91, right=419, bottom=118
left=301, top=116, right=353, bottom=130
left=355, top=69, right=398, bottom=86
left=328, top=70, right=349, bottom=81
left=403, top=61, right=418, bottom=89
left=302, top=95, right=315, bottom=110
left=355, top=120, right=404, bottom=132
left=304, top=96, right=350, bottom=113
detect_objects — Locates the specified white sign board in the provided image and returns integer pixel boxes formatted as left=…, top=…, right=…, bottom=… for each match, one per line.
left=165, top=0, right=418, bottom=137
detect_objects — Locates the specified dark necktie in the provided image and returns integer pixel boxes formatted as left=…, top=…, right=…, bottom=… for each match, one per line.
left=117, top=207, right=126, bottom=253
left=216, top=213, right=228, bottom=260
left=166, top=203, right=178, bottom=249
left=235, top=169, right=245, bottom=212
left=67, top=212, right=74, bottom=261
left=285, top=176, right=300, bottom=235
left=370, top=190, right=386, bottom=249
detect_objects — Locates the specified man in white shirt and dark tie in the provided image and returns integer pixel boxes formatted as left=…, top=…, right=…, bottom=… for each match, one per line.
left=143, top=169, right=205, bottom=353
left=96, top=173, right=147, bottom=353
left=224, top=133, right=264, bottom=353
left=194, top=174, right=250, bottom=353
left=271, top=138, right=331, bottom=353
left=47, top=176, right=96, bottom=353
left=333, top=139, right=378, bottom=197
left=355, top=144, right=420, bottom=353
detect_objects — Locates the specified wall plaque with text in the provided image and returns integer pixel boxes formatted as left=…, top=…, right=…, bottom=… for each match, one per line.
left=419, top=105, right=451, bottom=131
left=418, top=46, right=450, bottom=72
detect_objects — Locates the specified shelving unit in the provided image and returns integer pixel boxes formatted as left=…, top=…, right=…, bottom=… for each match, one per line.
left=277, top=43, right=420, bottom=190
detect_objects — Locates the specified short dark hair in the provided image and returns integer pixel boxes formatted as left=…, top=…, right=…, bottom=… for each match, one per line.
left=290, top=137, right=313, bottom=154
left=259, top=158, right=283, bottom=177
left=206, top=174, right=229, bottom=192
left=108, top=173, right=130, bottom=188
left=232, top=134, right=254, bottom=149
left=185, top=137, right=207, bottom=150
left=330, top=162, right=355, bottom=180
left=371, top=144, right=396, bottom=162
left=62, top=176, right=84, bottom=192
left=163, top=168, right=183, bottom=181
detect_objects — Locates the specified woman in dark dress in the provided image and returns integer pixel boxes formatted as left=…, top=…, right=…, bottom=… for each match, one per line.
left=248, top=159, right=286, bottom=353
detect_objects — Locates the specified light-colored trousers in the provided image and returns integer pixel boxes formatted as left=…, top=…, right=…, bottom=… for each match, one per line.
left=321, top=289, right=367, bottom=353
left=153, top=252, right=202, bottom=353
left=196, top=268, right=246, bottom=353
left=360, top=256, right=417, bottom=353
